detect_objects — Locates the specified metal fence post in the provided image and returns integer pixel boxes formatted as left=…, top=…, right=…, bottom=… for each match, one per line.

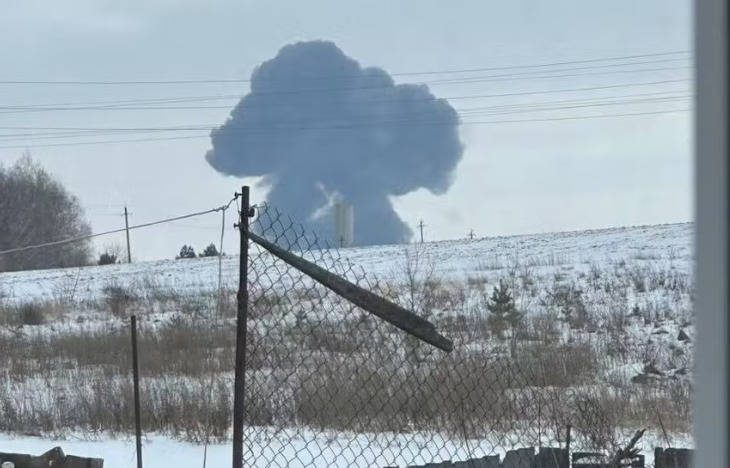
left=131, top=314, right=143, bottom=468
left=232, top=186, right=252, bottom=468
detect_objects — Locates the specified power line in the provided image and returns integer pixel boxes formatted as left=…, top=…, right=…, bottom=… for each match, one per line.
left=28, top=88, right=690, bottom=113
left=0, top=93, right=692, bottom=135
left=0, top=64, right=691, bottom=112
left=0, top=96, right=687, bottom=143
left=0, top=94, right=245, bottom=114
left=0, top=108, right=689, bottom=150
left=391, top=52, right=691, bottom=77
left=0, top=90, right=692, bottom=138
left=472, top=108, right=689, bottom=124
left=459, top=90, right=691, bottom=110
left=226, top=66, right=691, bottom=99
left=0, top=78, right=690, bottom=115
left=0, top=95, right=691, bottom=146
left=0, top=99, right=687, bottom=143
left=0, top=50, right=690, bottom=86
left=462, top=95, right=689, bottom=115
left=420, top=62, right=689, bottom=86
left=36, top=65, right=687, bottom=99
left=0, top=201, right=236, bottom=257
left=0, top=98, right=691, bottom=144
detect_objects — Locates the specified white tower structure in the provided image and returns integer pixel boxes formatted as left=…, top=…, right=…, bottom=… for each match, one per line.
left=334, top=201, right=354, bottom=248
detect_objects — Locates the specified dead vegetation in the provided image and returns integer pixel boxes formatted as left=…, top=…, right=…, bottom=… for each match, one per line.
left=0, top=252, right=694, bottom=448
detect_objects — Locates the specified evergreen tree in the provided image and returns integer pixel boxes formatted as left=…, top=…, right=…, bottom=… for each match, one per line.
left=199, top=243, right=220, bottom=257
left=485, top=279, right=523, bottom=338
left=176, top=245, right=196, bottom=259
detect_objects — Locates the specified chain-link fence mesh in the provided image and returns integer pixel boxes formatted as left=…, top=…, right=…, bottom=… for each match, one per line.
left=0, top=198, right=691, bottom=467
left=239, top=203, right=624, bottom=468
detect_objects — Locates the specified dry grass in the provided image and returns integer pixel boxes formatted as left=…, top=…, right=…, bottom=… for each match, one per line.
left=0, top=300, right=65, bottom=326
left=0, top=256, right=694, bottom=448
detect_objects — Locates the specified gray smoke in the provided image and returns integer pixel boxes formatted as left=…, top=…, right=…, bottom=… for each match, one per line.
left=205, top=40, right=464, bottom=246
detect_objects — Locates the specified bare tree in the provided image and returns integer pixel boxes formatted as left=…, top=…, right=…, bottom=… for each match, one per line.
left=393, top=243, right=440, bottom=319
left=391, top=243, right=442, bottom=363
left=0, top=154, right=93, bottom=272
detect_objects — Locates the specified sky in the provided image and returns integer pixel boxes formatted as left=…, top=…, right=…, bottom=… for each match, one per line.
left=0, top=0, right=692, bottom=261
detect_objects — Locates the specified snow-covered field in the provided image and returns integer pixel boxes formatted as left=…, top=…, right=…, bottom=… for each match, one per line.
left=0, top=222, right=693, bottom=303
left=0, top=427, right=694, bottom=468
left=0, top=222, right=695, bottom=468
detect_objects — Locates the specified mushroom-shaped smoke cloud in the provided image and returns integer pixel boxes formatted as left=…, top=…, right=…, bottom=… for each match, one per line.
left=206, top=40, right=464, bottom=246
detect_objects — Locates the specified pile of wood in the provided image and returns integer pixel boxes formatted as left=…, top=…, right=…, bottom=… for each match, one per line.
left=0, top=446, right=103, bottom=468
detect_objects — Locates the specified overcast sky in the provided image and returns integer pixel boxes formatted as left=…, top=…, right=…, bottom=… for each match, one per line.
left=0, top=0, right=692, bottom=261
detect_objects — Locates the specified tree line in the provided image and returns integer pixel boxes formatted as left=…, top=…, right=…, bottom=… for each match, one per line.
left=97, top=243, right=223, bottom=265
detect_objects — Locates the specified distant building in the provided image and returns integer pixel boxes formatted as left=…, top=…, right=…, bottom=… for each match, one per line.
left=334, top=201, right=354, bottom=248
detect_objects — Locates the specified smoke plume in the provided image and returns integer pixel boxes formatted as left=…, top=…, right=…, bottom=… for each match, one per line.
left=205, top=40, right=464, bottom=246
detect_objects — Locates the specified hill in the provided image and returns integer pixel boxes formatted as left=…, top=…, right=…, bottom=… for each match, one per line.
left=0, top=222, right=695, bottom=468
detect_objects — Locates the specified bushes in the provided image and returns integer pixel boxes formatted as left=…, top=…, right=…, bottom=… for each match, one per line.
left=511, top=342, right=600, bottom=387
left=103, top=283, right=137, bottom=318
left=19, top=303, right=47, bottom=325
left=0, top=301, right=56, bottom=326
left=544, top=280, right=591, bottom=330
left=0, top=253, right=694, bottom=444
left=98, top=253, right=118, bottom=266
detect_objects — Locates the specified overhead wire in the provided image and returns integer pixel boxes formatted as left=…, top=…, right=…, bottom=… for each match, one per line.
left=0, top=50, right=690, bottom=86
left=0, top=91, right=693, bottom=137
left=10, top=88, right=689, bottom=113
left=0, top=94, right=692, bottom=137
left=0, top=65, right=692, bottom=101
left=0, top=55, right=692, bottom=151
left=0, top=108, right=689, bottom=151
left=0, top=200, right=237, bottom=257
left=0, top=88, right=693, bottom=142
left=0, top=78, right=691, bottom=115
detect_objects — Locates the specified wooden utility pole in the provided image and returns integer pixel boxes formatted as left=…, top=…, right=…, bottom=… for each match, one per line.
left=232, top=186, right=255, bottom=468
left=418, top=220, right=425, bottom=243
left=124, top=207, right=132, bottom=263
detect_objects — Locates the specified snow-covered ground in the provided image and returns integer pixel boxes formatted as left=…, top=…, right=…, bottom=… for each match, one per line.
left=0, top=426, right=694, bottom=468
left=0, top=222, right=693, bottom=304
left=0, top=222, right=695, bottom=468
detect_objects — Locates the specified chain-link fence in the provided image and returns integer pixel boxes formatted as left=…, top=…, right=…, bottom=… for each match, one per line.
left=238, top=202, right=625, bottom=468
left=0, top=194, right=687, bottom=468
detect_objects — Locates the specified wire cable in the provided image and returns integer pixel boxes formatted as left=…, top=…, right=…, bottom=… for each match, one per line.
left=0, top=93, right=692, bottom=136
left=0, top=78, right=691, bottom=115
left=0, top=64, right=691, bottom=116
left=0, top=201, right=237, bottom=257
left=0, top=108, right=689, bottom=151
left=0, top=95, right=688, bottom=144
left=0, top=50, right=690, bottom=86
left=2, top=88, right=688, bottom=113
left=40, top=65, right=685, bottom=99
